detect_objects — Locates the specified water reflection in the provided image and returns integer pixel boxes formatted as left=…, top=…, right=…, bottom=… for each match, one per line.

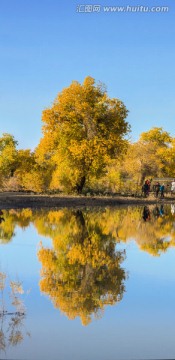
left=1, top=205, right=175, bottom=325
left=0, top=272, right=29, bottom=354
left=142, top=206, right=151, bottom=221
left=0, top=210, right=4, bottom=224
left=0, top=209, right=32, bottom=243
left=1, top=206, right=175, bottom=253
left=38, top=210, right=126, bottom=325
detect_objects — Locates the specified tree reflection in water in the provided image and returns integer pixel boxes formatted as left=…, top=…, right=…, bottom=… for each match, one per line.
left=0, top=209, right=32, bottom=244
left=1, top=205, right=175, bottom=325
left=38, top=210, right=126, bottom=325
left=0, top=272, right=30, bottom=354
left=119, top=204, right=175, bottom=256
left=1, top=206, right=175, bottom=256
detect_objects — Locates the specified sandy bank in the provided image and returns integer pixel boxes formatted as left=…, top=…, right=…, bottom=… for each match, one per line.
left=0, top=192, right=175, bottom=209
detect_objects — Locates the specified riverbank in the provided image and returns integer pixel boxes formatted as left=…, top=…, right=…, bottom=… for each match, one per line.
left=0, top=192, right=175, bottom=209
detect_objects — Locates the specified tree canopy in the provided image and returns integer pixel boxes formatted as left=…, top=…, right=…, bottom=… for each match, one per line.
left=122, top=127, right=173, bottom=186
left=36, top=76, right=130, bottom=193
left=0, top=133, right=18, bottom=180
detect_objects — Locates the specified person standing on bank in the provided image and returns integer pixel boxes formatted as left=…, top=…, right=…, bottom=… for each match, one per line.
left=160, top=184, right=165, bottom=198
left=155, top=182, right=160, bottom=198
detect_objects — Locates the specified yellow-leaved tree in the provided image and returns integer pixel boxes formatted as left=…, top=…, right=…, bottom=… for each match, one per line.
left=0, top=133, right=18, bottom=187
left=122, top=127, right=172, bottom=187
left=36, top=76, right=130, bottom=193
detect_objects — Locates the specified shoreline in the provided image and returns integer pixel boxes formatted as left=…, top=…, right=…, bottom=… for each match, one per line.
left=0, top=192, right=175, bottom=209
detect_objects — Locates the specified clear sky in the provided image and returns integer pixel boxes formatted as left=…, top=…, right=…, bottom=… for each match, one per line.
left=0, top=0, right=175, bottom=149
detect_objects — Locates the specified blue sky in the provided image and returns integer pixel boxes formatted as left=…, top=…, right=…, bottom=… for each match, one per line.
left=0, top=0, right=175, bottom=149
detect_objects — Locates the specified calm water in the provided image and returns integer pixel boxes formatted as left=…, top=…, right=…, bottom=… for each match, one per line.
left=0, top=205, right=175, bottom=359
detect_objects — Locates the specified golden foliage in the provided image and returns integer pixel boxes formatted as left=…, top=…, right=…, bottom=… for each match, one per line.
left=36, top=76, right=129, bottom=193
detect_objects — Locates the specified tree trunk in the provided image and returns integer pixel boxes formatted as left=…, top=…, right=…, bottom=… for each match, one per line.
left=76, top=176, right=86, bottom=194
left=139, top=172, right=146, bottom=186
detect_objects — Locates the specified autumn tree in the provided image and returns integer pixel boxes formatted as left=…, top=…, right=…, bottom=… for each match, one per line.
left=122, top=127, right=172, bottom=186
left=36, top=76, right=130, bottom=193
left=4, top=148, right=50, bottom=193
left=0, top=133, right=18, bottom=185
left=11, top=148, right=51, bottom=193
left=160, top=138, right=175, bottom=177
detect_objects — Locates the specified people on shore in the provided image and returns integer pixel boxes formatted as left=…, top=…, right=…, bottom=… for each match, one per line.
left=141, top=178, right=175, bottom=198
left=142, top=179, right=151, bottom=197
left=160, top=183, right=165, bottom=198
left=155, top=182, right=160, bottom=198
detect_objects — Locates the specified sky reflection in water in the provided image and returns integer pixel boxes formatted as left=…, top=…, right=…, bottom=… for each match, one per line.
left=0, top=205, right=175, bottom=359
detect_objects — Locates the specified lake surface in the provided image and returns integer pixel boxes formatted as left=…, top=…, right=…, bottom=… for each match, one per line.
left=0, top=205, right=175, bottom=359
